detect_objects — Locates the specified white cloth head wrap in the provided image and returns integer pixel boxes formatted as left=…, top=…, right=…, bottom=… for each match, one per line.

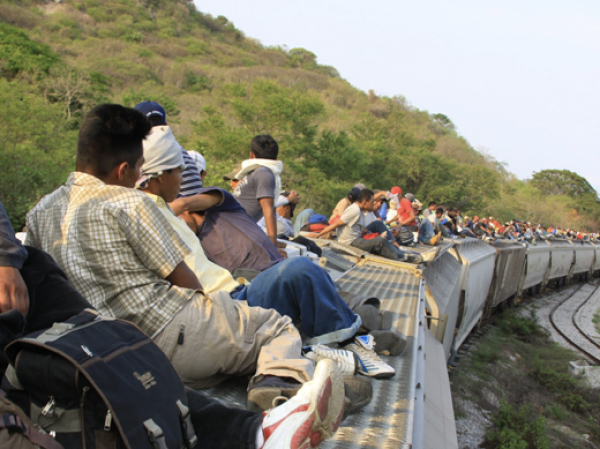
left=136, top=126, right=184, bottom=188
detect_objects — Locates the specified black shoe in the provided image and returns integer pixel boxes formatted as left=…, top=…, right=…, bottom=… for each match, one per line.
left=342, top=374, right=373, bottom=419
left=355, top=304, right=394, bottom=331
left=247, top=376, right=301, bottom=411
left=369, top=330, right=407, bottom=356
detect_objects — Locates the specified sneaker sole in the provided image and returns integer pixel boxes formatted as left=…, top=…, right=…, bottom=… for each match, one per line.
left=294, top=360, right=345, bottom=449
left=263, top=360, right=345, bottom=449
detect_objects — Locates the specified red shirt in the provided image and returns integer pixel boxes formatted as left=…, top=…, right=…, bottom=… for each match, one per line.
left=397, top=197, right=416, bottom=226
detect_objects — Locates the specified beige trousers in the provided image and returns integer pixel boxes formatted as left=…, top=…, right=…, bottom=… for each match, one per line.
left=153, top=290, right=314, bottom=389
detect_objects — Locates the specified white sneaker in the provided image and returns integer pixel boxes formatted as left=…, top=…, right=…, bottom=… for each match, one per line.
left=344, top=335, right=395, bottom=378
left=303, top=345, right=358, bottom=375
left=261, top=359, right=345, bottom=449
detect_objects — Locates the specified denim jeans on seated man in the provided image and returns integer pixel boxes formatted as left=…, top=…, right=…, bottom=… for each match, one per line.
left=366, top=220, right=393, bottom=241
left=417, top=219, right=437, bottom=245
left=231, top=257, right=361, bottom=345
left=350, top=236, right=409, bottom=261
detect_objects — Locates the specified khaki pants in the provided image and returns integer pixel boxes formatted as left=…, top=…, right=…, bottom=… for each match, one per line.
left=154, top=290, right=314, bottom=389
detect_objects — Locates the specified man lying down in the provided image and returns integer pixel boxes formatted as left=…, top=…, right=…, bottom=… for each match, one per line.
left=135, top=116, right=404, bottom=380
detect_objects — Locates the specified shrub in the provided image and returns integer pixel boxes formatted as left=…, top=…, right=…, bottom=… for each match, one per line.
left=483, top=401, right=549, bottom=449
left=0, top=23, right=61, bottom=78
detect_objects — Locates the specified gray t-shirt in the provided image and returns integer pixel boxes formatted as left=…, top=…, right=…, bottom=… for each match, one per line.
left=233, top=167, right=275, bottom=222
left=338, top=203, right=367, bottom=245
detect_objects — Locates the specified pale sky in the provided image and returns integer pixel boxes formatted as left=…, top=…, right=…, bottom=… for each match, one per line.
left=194, top=0, right=600, bottom=193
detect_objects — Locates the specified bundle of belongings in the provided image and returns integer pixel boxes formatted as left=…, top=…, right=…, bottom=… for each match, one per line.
left=301, top=215, right=329, bottom=233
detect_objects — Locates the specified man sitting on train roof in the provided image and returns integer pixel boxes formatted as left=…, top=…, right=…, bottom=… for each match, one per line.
left=25, top=104, right=339, bottom=413
left=412, top=200, right=442, bottom=246
left=1, top=204, right=344, bottom=449
left=309, top=189, right=423, bottom=264
left=258, top=191, right=299, bottom=239
left=137, top=126, right=399, bottom=378
left=330, top=187, right=361, bottom=224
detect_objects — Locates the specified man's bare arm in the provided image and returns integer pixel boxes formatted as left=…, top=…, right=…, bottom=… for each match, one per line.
left=165, top=261, right=202, bottom=290
left=0, top=266, right=29, bottom=314
left=169, top=191, right=223, bottom=216
left=309, top=219, right=345, bottom=239
left=259, top=197, right=278, bottom=246
left=391, top=209, right=416, bottom=230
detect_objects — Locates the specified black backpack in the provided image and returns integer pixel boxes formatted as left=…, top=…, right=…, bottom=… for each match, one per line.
left=2, top=309, right=197, bottom=449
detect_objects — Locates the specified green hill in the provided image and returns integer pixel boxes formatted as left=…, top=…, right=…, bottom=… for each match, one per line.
left=1, top=0, right=598, bottom=231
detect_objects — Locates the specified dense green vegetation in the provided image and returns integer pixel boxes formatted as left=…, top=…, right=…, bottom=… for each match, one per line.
left=1, top=0, right=599, bottom=231
left=451, top=309, right=600, bottom=448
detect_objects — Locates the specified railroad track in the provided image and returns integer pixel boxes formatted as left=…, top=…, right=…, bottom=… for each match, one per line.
left=549, top=280, right=600, bottom=364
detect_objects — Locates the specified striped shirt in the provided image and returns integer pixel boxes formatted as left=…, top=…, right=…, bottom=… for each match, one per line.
left=26, top=172, right=195, bottom=337
left=179, top=149, right=203, bottom=197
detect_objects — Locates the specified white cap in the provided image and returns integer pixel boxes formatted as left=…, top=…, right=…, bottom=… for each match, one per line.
left=188, top=150, right=206, bottom=172
left=275, top=194, right=290, bottom=208
left=141, top=126, right=184, bottom=174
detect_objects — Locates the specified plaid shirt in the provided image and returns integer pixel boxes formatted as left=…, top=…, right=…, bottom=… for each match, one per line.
left=26, top=172, right=194, bottom=337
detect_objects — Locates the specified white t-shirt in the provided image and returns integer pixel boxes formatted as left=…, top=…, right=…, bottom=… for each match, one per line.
left=338, top=203, right=367, bottom=245
left=363, top=211, right=378, bottom=226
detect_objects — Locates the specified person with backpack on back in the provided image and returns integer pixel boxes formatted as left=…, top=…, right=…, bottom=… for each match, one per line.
left=23, top=104, right=345, bottom=448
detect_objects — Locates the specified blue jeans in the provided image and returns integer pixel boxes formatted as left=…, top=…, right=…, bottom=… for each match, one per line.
left=350, top=236, right=408, bottom=261
left=366, top=220, right=393, bottom=240
left=231, top=257, right=361, bottom=345
left=418, top=219, right=436, bottom=245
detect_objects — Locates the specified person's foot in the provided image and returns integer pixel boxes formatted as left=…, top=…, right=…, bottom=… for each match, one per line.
left=343, top=335, right=395, bottom=378
left=354, top=304, right=393, bottom=332
left=248, top=376, right=302, bottom=411
left=303, top=345, right=358, bottom=375
left=369, top=330, right=407, bottom=356
left=403, top=253, right=423, bottom=264
left=261, top=359, right=345, bottom=449
left=342, top=375, right=373, bottom=418
left=420, top=247, right=441, bottom=263
left=429, top=232, right=442, bottom=246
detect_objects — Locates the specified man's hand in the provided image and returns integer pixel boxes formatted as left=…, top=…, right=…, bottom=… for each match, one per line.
left=0, top=266, right=29, bottom=314
left=277, top=249, right=288, bottom=259
left=287, top=191, right=300, bottom=204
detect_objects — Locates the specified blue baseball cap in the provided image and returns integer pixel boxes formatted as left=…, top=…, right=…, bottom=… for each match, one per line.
left=134, top=101, right=166, bottom=125
left=308, top=214, right=329, bottom=225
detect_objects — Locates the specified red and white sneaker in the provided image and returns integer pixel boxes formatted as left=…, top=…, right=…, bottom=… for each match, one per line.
left=261, top=359, right=345, bottom=449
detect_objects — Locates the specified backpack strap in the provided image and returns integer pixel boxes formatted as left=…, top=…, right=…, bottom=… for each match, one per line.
left=176, top=400, right=197, bottom=448
left=0, top=393, right=65, bottom=449
left=143, top=419, right=168, bottom=449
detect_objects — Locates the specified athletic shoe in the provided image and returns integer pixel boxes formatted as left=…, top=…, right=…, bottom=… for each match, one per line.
left=261, top=359, right=345, bottom=449
left=342, top=374, right=373, bottom=417
left=344, top=335, right=395, bottom=378
left=248, top=376, right=302, bottom=411
left=303, top=345, right=358, bottom=375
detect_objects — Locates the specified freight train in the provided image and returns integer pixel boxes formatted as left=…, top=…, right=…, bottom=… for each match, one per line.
left=203, top=235, right=600, bottom=449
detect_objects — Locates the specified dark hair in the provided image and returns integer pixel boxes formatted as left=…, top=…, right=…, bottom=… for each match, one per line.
left=76, top=104, right=152, bottom=177
left=147, top=115, right=165, bottom=126
left=357, top=188, right=374, bottom=203
left=428, top=201, right=437, bottom=207
left=250, top=135, right=279, bottom=160
left=436, top=207, right=444, bottom=215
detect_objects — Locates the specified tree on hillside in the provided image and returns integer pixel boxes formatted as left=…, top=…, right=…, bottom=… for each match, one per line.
left=530, top=169, right=598, bottom=199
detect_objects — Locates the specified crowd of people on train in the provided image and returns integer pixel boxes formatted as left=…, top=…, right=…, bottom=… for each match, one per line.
left=0, top=101, right=598, bottom=448
left=297, top=185, right=598, bottom=249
